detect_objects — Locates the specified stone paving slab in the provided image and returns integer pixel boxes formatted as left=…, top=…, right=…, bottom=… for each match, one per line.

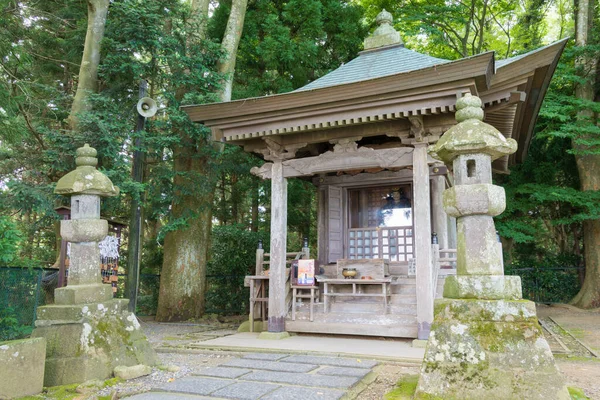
left=127, top=393, right=218, bottom=400
left=127, top=352, right=375, bottom=400
left=156, top=376, right=232, bottom=395
left=316, top=366, right=371, bottom=378
left=223, top=358, right=318, bottom=373
left=211, top=381, right=280, bottom=400
left=194, top=366, right=252, bottom=379
left=242, top=370, right=360, bottom=389
left=261, top=386, right=345, bottom=400
left=281, top=355, right=378, bottom=369
left=242, top=353, right=288, bottom=361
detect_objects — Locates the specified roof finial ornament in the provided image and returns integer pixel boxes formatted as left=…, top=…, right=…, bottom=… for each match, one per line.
left=376, top=9, right=393, bottom=26
left=364, top=9, right=403, bottom=51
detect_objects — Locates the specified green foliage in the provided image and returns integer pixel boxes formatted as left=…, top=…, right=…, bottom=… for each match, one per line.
left=505, top=254, right=582, bottom=303
left=206, top=225, right=267, bottom=314
left=0, top=267, right=45, bottom=340
left=0, top=306, right=33, bottom=341
left=223, top=0, right=367, bottom=98
left=0, top=216, right=22, bottom=264
left=209, top=224, right=268, bottom=276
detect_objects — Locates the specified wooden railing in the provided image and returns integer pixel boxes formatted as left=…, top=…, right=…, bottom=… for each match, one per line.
left=246, top=242, right=310, bottom=331
left=439, top=249, right=457, bottom=269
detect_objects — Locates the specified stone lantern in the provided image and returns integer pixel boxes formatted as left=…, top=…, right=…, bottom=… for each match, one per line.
left=414, top=95, right=569, bottom=399
left=33, top=144, right=157, bottom=387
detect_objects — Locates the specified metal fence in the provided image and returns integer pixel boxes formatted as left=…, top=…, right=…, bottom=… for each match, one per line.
left=0, top=267, right=249, bottom=341
left=0, top=267, right=48, bottom=341
left=505, top=265, right=584, bottom=303
left=4, top=264, right=579, bottom=340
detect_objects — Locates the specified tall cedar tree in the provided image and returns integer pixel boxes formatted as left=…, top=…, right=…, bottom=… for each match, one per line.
left=155, top=0, right=249, bottom=321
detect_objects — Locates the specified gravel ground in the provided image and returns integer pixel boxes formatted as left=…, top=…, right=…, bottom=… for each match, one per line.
left=357, top=363, right=420, bottom=399
left=557, top=359, right=600, bottom=400
left=84, top=311, right=600, bottom=399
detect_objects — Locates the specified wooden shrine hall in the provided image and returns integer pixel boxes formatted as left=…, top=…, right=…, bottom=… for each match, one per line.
left=183, top=10, right=566, bottom=339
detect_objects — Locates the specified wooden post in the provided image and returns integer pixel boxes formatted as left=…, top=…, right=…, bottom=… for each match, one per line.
left=267, top=160, right=288, bottom=332
left=302, top=237, right=310, bottom=259
left=431, top=175, right=448, bottom=249
left=448, top=216, right=457, bottom=249
left=255, top=241, right=264, bottom=276
left=317, top=184, right=327, bottom=267
left=413, top=143, right=433, bottom=340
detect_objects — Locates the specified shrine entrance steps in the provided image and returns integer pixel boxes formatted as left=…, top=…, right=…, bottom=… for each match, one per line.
left=285, top=275, right=447, bottom=339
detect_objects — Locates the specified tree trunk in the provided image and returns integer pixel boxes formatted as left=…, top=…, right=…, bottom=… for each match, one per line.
left=217, top=0, right=248, bottom=102
left=68, top=0, right=109, bottom=131
left=156, top=0, right=248, bottom=320
left=570, top=0, right=600, bottom=308
left=156, top=152, right=214, bottom=321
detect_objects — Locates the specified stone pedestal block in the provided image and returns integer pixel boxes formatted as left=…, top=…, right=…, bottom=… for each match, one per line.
left=32, top=298, right=158, bottom=387
left=443, top=275, right=522, bottom=300
left=54, top=283, right=113, bottom=305
left=66, top=242, right=103, bottom=285
left=0, top=337, right=46, bottom=398
left=60, top=219, right=108, bottom=243
left=443, top=184, right=506, bottom=217
left=457, top=216, right=503, bottom=275
left=414, top=298, right=570, bottom=400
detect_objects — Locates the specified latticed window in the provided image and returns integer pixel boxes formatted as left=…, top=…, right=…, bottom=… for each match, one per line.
left=348, top=185, right=414, bottom=261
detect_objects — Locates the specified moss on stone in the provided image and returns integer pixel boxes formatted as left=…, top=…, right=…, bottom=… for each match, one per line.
left=383, top=374, right=419, bottom=399
left=568, top=386, right=590, bottom=399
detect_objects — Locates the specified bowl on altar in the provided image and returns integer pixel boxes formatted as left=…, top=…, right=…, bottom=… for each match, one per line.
left=342, top=268, right=358, bottom=279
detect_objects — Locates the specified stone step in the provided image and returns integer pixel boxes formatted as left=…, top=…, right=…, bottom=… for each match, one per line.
left=286, top=313, right=418, bottom=338
left=390, top=293, right=417, bottom=304
left=391, top=284, right=416, bottom=295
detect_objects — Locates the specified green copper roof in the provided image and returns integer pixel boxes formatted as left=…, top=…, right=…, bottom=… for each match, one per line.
left=297, top=39, right=564, bottom=93
left=297, top=45, right=450, bottom=91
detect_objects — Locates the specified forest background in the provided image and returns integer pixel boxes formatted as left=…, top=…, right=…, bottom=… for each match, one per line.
left=1, top=0, right=600, bottom=326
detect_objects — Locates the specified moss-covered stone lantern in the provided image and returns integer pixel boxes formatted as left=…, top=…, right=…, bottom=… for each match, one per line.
left=32, top=144, right=157, bottom=387
left=414, top=95, right=570, bottom=400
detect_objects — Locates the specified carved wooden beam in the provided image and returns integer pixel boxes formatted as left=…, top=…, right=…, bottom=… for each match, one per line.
left=255, top=138, right=306, bottom=161
left=251, top=145, right=438, bottom=179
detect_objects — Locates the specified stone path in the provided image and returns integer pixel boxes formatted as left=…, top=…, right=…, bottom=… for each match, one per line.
left=126, top=353, right=377, bottom=400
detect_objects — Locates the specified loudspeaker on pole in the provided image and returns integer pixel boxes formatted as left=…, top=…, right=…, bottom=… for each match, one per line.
left=136, top=97, right=157, bottom=118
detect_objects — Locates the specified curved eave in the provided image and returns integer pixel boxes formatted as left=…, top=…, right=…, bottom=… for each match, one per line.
left=492, top=39, right=568, bottom=165
left=181, top=52, right=495, bottom=141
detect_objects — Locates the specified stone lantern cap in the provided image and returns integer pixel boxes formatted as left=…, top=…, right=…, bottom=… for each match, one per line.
left=55, top=144, right=119, bottom=197
left=428, top=94, right=518, bottom=164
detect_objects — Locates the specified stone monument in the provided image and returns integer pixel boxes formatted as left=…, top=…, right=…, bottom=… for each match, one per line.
left=32, top=144, right=157, bottom=386
left=414, top=95, right=570, bottom=399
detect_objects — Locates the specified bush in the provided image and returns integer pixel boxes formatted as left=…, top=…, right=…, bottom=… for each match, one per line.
left=505, top=253, right=582, bottom=303
left=0, top=306, right=33, bottom=341
left=206, top=225, right=268, bottom=314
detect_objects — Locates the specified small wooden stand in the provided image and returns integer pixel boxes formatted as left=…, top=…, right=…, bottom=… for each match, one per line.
left=247, top=275, right=269, bottom=332
left=291, top=285, right=320, bottom=322
left=318, top=277, right=392, bottom=314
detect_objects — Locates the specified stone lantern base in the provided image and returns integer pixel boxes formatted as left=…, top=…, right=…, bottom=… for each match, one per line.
left=32, top=298, right=158, bottom=387
left=414, top=298, right=570, bottom=400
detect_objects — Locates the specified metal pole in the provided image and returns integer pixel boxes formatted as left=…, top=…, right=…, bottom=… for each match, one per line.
left=126, top=80, right=148, bottom=312
left=57, top=211, right=69, bottom=288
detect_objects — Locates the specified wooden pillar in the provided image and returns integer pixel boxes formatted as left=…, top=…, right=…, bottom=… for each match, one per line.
left=431, top=175, right=448, bottom=249
left=268, top=160, right=288, bottom=332
left=413, top=143, right=433, bottom=340
left=317, top=183, right=327, bottom=267
left=448, top=216, right=457, bottom=249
